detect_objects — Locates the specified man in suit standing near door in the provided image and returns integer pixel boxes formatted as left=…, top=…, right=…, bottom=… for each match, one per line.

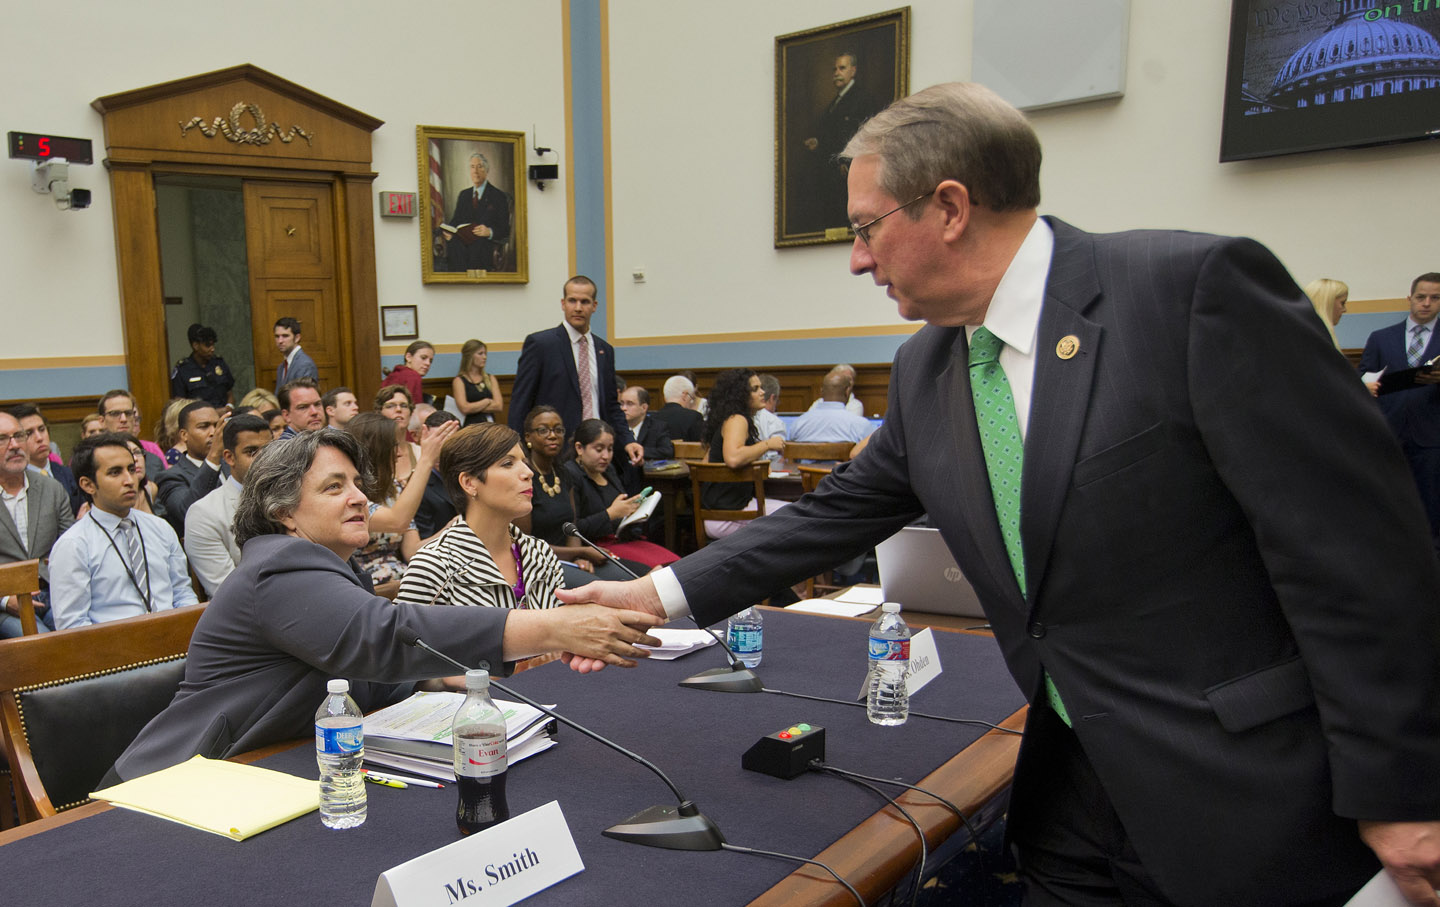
left=508, top=275, right=642, bottom=465
left=1359, top=273, right=1440, bottom=553
left=273, top=317, right=318, bottom=394
left=561, top=83, right=1440, bottom=905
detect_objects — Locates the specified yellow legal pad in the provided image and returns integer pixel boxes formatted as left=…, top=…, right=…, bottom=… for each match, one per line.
left=91, top=754, right=319, bottom=841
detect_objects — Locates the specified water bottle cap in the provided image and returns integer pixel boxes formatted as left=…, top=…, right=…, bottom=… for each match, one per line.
left=464, top=669, right=491, bottom=689
left=881, top=602, right=902, bottom=613
left=326, top=678, right=349, bottom=694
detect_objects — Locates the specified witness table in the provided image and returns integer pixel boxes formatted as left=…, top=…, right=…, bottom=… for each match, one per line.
left=0, top=609, right=1025, bottom=906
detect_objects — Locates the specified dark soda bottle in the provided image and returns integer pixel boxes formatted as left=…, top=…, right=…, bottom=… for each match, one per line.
left=452, top=670, right=510, bottom=835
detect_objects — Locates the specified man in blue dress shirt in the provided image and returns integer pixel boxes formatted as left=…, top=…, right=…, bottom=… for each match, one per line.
left=49, top=434, right=197, bottom=629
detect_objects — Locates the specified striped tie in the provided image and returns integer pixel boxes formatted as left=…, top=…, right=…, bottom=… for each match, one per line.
left=969, top=327, right=1072, bottom=727
left=577, top=334, right=597, bottom=421
left=1408, top=324, right=1426, bottom=368
left=118, top=517, right=149, bottom=596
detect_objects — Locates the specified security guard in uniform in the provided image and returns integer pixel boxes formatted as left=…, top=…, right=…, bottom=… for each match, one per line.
left=170, top=323, right=234, bottom=408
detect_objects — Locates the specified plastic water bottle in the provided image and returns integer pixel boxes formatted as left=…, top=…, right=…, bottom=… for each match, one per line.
left=453, top=669, right=510, bottom=835
left=867, top=602, right=910, bottom=726
left=315, top=678, right=366, bottom=828
left=727, top=606, right=764, bottom=668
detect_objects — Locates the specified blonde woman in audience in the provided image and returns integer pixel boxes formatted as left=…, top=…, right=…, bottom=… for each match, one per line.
left=344, top=412, right=456, bottom=595
left=395, top=423, right=564, bottom=610
left=239, top=387, right=280, bottom=412
left=79, top=413, right=105, bottom=439
left=156, top=397, right=196, bottom=465
left=1304, top=278, right=1349, bottom=347
left=452, top=338, right=503, bottom=426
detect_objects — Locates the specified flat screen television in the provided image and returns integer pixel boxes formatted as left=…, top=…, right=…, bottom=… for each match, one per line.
left=1220, top=0, right=1440, bottom=161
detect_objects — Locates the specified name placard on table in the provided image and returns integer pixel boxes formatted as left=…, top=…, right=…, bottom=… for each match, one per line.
left=372, top=801, right=583, bottom=907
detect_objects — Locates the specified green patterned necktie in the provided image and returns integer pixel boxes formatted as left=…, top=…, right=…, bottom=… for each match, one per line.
left=968, top=327, right=1071, bottom=726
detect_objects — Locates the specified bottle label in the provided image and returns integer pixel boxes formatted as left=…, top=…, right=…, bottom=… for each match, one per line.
left=315, top=721, right=362, bottom=755
left=729, top=627, right=762, bottom=654
left=455, top=732, right=507, bottom=778
left=869, top=637, right=910, bottom=661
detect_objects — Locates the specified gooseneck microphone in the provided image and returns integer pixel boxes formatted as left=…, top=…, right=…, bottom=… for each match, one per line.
left=398, top=628, right=725, bottom=851
left=562, top=522, right=763, bottom=693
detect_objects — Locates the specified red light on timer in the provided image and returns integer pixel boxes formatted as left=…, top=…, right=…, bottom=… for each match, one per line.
left=379, top=192, right=416, bottom=218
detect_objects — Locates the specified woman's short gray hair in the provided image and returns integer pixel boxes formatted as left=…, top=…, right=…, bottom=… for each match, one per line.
left=842, top=82, right=1041, bottom=214
left=232, top=428, right=374, bottom=547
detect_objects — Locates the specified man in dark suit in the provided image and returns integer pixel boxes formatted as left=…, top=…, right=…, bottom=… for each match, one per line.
left=0, top=410, right=73, bottom=637
left=443, top=152, right=511, bottom=273
left=618, top=385, right=673, bottom=495
left=1359, top=273, right=1440, bottom=552
left=561, top=83, right=1440, bottom=905
left=801, top=52, right=883, bottom=229
left=508, top=275, right=642, bottom=465
left=154, top=400, right=226, bottom=537
left=653, top=375, right=705, bottom=442
left=273, top=316, right=318, bottom=394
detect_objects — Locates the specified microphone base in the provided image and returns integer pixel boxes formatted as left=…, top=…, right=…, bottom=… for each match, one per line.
left=678, top=665, right=764, bottom=693
left=602, top=803, right=725, bottom=851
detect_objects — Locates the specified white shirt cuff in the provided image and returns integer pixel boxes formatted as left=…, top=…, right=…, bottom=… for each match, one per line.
left=649, top=566, right=692, bottom=621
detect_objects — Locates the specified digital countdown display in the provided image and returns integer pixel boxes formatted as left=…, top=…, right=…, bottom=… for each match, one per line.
left=8, top=131, right=94, bottom=165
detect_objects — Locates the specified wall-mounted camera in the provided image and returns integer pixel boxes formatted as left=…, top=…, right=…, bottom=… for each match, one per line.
left=31, top=159, right=91, bottom=210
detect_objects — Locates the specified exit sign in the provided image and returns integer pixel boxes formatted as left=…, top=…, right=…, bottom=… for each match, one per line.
left=379, top=191, right=416, bottom=218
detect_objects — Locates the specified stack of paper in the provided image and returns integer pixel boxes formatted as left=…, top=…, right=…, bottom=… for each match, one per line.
left=788, top=584, right=884, bottom=617
left=635, top=627, right=718, bottom=660
left=92, top=755, right=318, bottom=841
left=363, top=691, right=557, bottom=782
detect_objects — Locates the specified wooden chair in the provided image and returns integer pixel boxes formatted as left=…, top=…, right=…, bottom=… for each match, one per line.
left=672, top=440, right=704, bottom=461
left=0, top=559, right=42, bottom=636
left=0, top=605, right=205, bottom=823
left=784, top=441, right=854, bottom=463
left=797, top=466, right=846, bottom=599
left=686, top=459, right=769, bottom=549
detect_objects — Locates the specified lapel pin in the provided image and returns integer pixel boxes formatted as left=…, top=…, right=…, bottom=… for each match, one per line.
left=1055, top=335, right=1080, bottom=360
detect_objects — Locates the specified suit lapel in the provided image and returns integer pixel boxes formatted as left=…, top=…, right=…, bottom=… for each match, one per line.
left=938, top=329, right=1026, bottom=610
left=1022, top=220, right=1103, bottom=602
left=555, top=326, right=580, bottom=390
left=0, top=498, right=22, bottom=552
left=24, top=484, right=45, bottom=550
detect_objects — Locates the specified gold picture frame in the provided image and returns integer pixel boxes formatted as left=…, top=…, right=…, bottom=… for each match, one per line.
left=417, top=125, right=528, bottom=284
left=774, top=7, right=910, bottom=248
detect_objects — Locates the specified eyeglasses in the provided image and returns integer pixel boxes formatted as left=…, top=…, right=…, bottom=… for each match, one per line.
left=0, top=430, right=33, bottom=446
left=381, top=401, right=413, bottom=411
left=850, top=191, right=933, bottom=247
left=103, top=408, right=139, bottom=420
left=528, top=426, right=565, bottom=437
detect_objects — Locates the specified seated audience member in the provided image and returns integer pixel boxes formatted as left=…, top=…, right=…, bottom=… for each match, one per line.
left=654, top=375, right=705, bottom=442
left=98, top=390, right=166, bottom=476
left=563, top=419, right=679, bottom=568
left=262, top=408, right=285, bottom=439
left=239, top=387, right=280, bottom=412
left=155, top=397, right=194, bottom=465
left=752, top=374, right=787, bottom=460
left=154, top=400, right=227, bottom=536
left=516, top=406, right=645, bottom=587
left=106, top=428, right=662, bottom=782
left=9, top=403, right=82, bottom=514
left=807, top=363, right=866, bottom=416
left=49, top=433, right=197, bottom=629
left=1304, top=278, right=1349, bottom=348
left=410, top=402, right=437, bottom=441
left=344, top=412, right=455, bottom=595
left=618, top=385, right=673, bottom=495
left=121, top=436, right=162, bottom=518
left=376, top=383, right=421, bottom=455
left=323, top=386, right=360, bottom=429
left=395, top=423, right=565, bottom=609
left=413, top=410, right=462, bottom=538
left=169, top=322, right=234, bottom=408
left=381, top=340, right=435, bottom=407
left=80, top=412, right=105, bottom=439
left=452, top=338, right=502, bottom=426
left=278, top=379, right=324, bottom=440
left=184, top=414, right=272, bottom=597
left=701, top=368, right=788, bottom=540
left=0, top=410, right=74, bottom=637
left=790, top=371, right=877, bottom=444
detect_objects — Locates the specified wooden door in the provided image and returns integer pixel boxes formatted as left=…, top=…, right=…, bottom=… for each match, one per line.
left=243, top=181, right=344, bottom=393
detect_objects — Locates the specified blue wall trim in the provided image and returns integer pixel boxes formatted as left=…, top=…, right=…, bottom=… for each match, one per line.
left=568, top=0, right=609, bottom=336
left=0, top=366, right=130, bottom=401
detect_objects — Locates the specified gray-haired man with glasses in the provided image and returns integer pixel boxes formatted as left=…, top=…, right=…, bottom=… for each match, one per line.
left=0, top=411, right=74, bottom=636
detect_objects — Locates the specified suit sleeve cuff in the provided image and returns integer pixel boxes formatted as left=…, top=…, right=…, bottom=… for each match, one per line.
left=650, top=567, right=691, bottom=621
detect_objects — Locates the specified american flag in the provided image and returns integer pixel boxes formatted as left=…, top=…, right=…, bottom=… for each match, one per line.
left=429, top=140, right=445, bottom=227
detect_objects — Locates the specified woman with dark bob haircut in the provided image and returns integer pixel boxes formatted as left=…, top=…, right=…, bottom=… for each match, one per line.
left=108, top=428, right=661, bottom=783
left=395, top=423, right=565, bottom=609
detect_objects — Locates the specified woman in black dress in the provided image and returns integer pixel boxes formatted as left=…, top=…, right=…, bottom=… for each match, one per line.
left=451, top=338, right=503, bottom=426
left=701, top=367, right=788, bottom=540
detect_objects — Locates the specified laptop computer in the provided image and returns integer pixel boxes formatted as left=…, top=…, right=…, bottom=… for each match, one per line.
left=875, top=525, right=986, bottom=618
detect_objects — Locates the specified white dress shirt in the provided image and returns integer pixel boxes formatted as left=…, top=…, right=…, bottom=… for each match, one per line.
left=49, top=507, right=197, bottom=628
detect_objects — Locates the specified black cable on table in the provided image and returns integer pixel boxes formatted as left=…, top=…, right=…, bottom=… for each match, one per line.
left=760, top=686, right=1024, bottom=734
left=719, top=842, right=865, bottom=907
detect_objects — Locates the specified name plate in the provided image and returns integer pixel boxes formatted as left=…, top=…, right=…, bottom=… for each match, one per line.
left=856, top=627, right=943, bottom=701
left=372, top=800, right=583, bottom=907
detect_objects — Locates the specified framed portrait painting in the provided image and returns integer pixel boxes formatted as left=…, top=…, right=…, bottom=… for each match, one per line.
left=775, top=8, right=910, bottom=248
left=417, top=126, right=528, bottom=284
